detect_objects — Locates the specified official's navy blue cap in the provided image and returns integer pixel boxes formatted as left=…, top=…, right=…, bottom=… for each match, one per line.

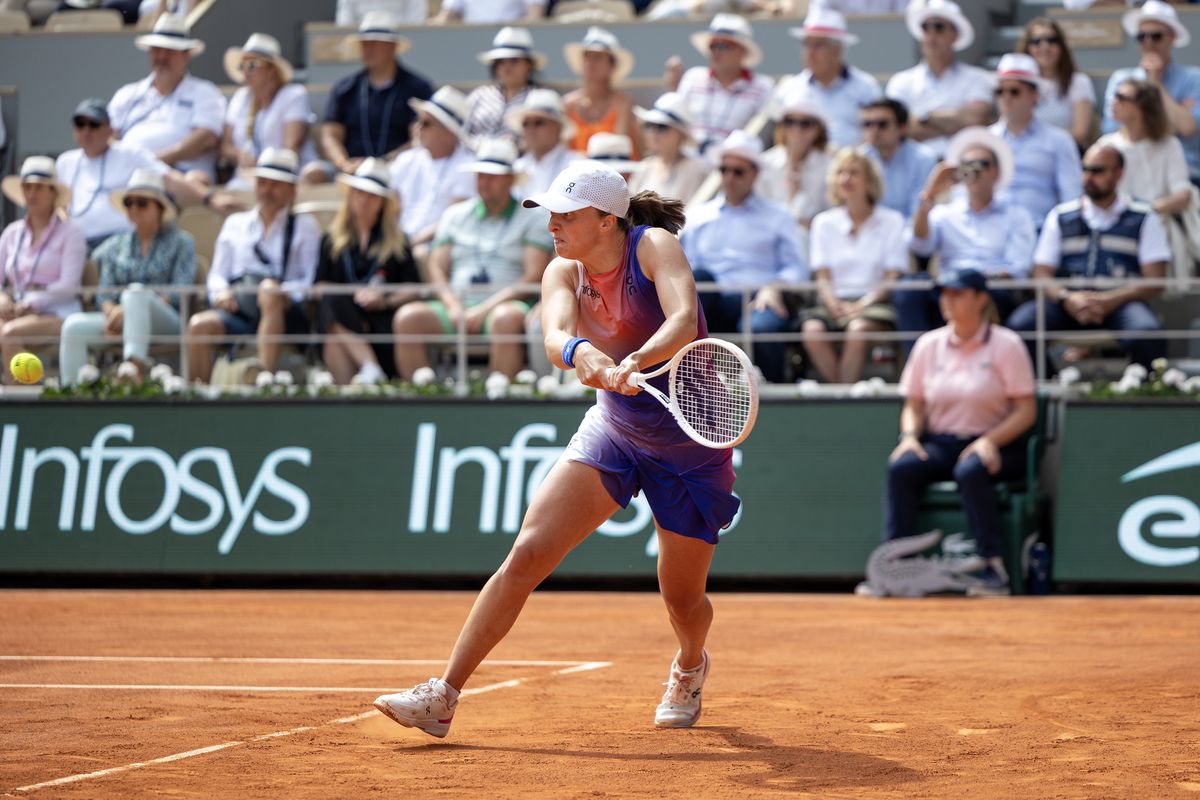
left=935, top=267, right=987, bottom=293
left=72, top=98, right=110, bottom=124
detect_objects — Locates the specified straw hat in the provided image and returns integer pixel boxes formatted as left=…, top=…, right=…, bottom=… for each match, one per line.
left=337, top=158, right=394, bottom=198
left=690, top=14, right=762, bottom=69
left=1123, top=0, right=1190, bottom=49
left=2, top=156, right=72, bottom=209
left=586, top=133, right=637, bottom=174
left=564, top=27, right=635, bottom=86
left=711, top=129, right=764, bottom=170
left=945, top=126, right=1014, bottom=190
left=110, top=168, right=177, bottom=223
left=906, top=0, right=975, bottom=52
left=461, top=139, right=520, bottom=176
left=350, top=10, right=411, bottom=54
left=409, top=86, right=470, bottom=143
left=478, top=27, right=546, bottom=70
left=224, top=33, right=294, bottom=85
left=249, top=148, right=301, bottom=184
left=504, top=88, right=577, bottom=141
left=135, top=14, right=205, bottom=55
left=789, top=6, right=859, bottom=47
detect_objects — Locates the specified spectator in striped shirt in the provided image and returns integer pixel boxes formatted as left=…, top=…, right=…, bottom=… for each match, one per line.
left=464, top=27, right=544, bottom=146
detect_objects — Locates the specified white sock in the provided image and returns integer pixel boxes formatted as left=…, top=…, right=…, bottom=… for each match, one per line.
left=435, top=678, right=460, bottom=701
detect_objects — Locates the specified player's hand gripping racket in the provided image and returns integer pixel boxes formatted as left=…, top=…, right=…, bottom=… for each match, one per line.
left=621, top=337, right=759, bottom=449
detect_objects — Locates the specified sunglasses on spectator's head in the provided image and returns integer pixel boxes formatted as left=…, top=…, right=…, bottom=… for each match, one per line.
left=860, top=118, right=892, bottom=130
left=718, top=165, right=749, bottom=177
left=1027, top=35, right=1061, bottom=47
left=643, top=122, right=671, bottom=133
left=994, top=86, right=1028, bottom=98
left=781, top=117, right=819, bottom=129
left=123, top=197, right=154, bottom=210
left=921, top=20, right=951, bottom=34
left=1081, top=164, right=1112, bottom=175
left=1136, top=30, right=1168, bottom=43
left=73, top=117, right=103, bottom=130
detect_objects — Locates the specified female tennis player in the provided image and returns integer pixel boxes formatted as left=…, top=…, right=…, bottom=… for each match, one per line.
left=373, top=161, right=741, bottom=738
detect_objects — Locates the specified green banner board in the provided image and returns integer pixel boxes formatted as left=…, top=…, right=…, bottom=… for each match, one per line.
left=0, top=399, right=902, bottom=579
left=1054, top=402, right=1200, bottom=584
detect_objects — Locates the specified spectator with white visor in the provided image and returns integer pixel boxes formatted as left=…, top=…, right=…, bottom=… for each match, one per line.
left=628, top=92, right=711, bottom=206
left=776, top=5, right=881, bottom=149
left=885, top=0, right=992, bottom=160
left=465, top=27, right=545, bottom=146
left=221, top=34, right=319, bottom=189
left=669, top=14, right=774, bottom=155
left=391, top=139, right=554, bottom=380
left=108, top=14, right=226, bottom=184
left=508, top=89, right=581, bottom=198
left=858, top=98, right=937, bottom=222
left=988, top=53, right=1082, bottom=232
left=187, top=149, right=320, bottom=383
left=59, top=170, right=195, bottom=385
left=899, top=127, right=1036, bottom=343
left=388, top=86, right=476, bottom=263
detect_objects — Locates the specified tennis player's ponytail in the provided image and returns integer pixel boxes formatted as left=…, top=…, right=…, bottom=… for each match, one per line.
left=621, top=191, right=686, bottom=235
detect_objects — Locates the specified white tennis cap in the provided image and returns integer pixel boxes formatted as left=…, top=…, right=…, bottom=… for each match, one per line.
left=522, top=160, right=630, bottom=218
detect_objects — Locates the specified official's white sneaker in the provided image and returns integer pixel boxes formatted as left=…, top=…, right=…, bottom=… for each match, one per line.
left=373, top=678, right=458, bottom=738
left=654, top=649, right=710, bottom=728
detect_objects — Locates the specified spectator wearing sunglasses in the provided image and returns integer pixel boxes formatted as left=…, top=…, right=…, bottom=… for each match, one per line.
left=858, top=98, right=936, bottom=221
left=885, top=0, right=992, bottom=160
left=59, top=170, right=195, bottom=385
left=988, top=54, right=1082, bottom=232
left=628, top=92, right=711, bottom=207
left=1100, top=1, right=1200, bottom=184
left=1016, top=17, right=1096, bottom=150
left=508, top=89, right=581, bottom=198
left=464, top=27, right=544, bottom=146
left=775, top=6, right=881, bottom=149
left=681, top=130, right=808, bottom=383
left=758, top=86, right=834, bottom=229
left=57, top=98, right=203, bottom=252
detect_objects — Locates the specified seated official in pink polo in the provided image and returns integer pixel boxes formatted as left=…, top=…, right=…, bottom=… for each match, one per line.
left=884, top=268, right=1036, bottom=597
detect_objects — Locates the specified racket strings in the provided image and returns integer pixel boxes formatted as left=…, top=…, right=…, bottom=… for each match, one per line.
left=672, top=343, right=753, bottom=445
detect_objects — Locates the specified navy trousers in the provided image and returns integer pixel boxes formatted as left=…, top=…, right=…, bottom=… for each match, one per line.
left=1006, top=298, right=1165, bottom=371
left=693, top=269, right=792, bottom=383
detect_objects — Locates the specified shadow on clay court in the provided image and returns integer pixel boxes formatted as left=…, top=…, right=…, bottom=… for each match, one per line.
left=398, top=726, right=921, bottom=792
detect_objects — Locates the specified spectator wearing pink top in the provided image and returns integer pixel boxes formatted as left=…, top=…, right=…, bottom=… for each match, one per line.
left=885, top=268, right=1036, bottom=596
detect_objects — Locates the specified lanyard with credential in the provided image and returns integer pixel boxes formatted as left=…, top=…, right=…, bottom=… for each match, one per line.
left=118, top=81, right=173, bottom=137
left=359, top=77, right=398, bottom=158
left=69, top=150, right=108, bottom=219
left=6, top=216, right=57, bottom=302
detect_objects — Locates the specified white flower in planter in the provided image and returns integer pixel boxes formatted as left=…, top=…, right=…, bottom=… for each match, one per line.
left=411, top=366, right=436, bottom=387
left=117, top=361, right=140, bottom=380
left=1110, top=380, right=1131, bottom=395
left=536, top=375, right=560, bottom=397
left=163, top=375, right=187, bottom=395
left=76, top=364, right=101, bottom=384
left=255, top=371, right=275, bottom=389
left=1151, top=357, right=1169, bottom=374
left=1182, top=376, right=1200, bottom=394
left=308, top=370, right=335, bottom=388
left=1124, top=363, right=1148, bottom=381
left=849, top=381, right=872, bottom=398
left=515, top=369, right=538, bottom=385
left=1162, top=368, right=1187, bottom=388
left=485, top=371, right=510, bottom=400
left=149, top=363, right=173, bottom=383
left=1057, top=366, right=1082, bottom=386
left=273, top=370, right=294, bottom=387
left=796, top=379, right=820, bottom=397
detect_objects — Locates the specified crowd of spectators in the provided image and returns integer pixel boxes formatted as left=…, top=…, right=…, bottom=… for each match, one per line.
left=1, top=0, right=1199, bottom=387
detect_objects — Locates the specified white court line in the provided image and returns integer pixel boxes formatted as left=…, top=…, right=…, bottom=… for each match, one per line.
left=0, top=684, right=471, bottom=693
left=6, top=667, right=611, bottom=795
left=0, top=655, right=587, bottom=667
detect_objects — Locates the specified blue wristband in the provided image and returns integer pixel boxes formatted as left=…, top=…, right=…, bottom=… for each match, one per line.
left=562, top=337, right=590, bottom=368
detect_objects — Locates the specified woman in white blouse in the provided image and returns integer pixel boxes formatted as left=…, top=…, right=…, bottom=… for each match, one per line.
left=802, top=149, right=905, bottom=384
left=1017, top=17, right=1095, bottom=151
left=628, top=92, right=711, bottom=206
left=757, top=87, right=833, bottom=229
left=220, top=34, right=317, bottom=189
left=1099, top=79, right=1193, bottom=217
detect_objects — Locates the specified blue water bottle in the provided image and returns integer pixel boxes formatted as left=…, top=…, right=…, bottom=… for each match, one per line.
left=1028, top=542, right=1051, bottom=595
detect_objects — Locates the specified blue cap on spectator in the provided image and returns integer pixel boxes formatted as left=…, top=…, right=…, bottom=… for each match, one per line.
left=935, top=268, right=988, bottom=293
left=73, top=98, right=110, bottom=125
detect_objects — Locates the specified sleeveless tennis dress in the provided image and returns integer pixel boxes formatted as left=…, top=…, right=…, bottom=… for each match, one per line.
left=563, top=225, right=740, bottom=543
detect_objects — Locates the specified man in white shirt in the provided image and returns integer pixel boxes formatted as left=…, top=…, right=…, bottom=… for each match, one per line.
left=508, top=89, right=581, bottom=198
left=336, top=0, right=427, bottom=25
left=389, top=86, right=476, bottom=260
left=885, top=0, right=992, bottom=159
left=432, top=0, right=545, bottom=24
left=186, top=149, right=320, bottom=383
left=108, top=15, right=226, bottom=183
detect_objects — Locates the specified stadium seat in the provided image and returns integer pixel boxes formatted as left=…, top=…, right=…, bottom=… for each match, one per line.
left=292, top=199, right=339, bottom=232
left=0, top=9, right=31, bottom=33
left=43, top=9, right=123, bottom=31
left=176, top=206, right=225, bottom=269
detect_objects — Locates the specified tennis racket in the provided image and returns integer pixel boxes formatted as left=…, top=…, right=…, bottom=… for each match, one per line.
left=618, top=337, right=759, bottom=449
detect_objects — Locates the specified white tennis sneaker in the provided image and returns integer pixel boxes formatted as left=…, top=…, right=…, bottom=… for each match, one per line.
left=373, top=678, right=458, bottom=738
left=654, top=649, right=710, bottom=728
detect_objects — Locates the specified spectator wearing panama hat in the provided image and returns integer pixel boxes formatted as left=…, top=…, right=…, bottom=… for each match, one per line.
left=0, top=156, right=86, bottom=380
left=775, top=6, right=881, bottom=149
left=1100, top=0, right=1200, bottom=184
left=628, top=92, right=711, bottom=206
left=563, top=27, right=641, bottom=159
left=464, top=27, right=546, bottom=146
left=508, top=89, right=581, bottom=198
left=314, top=159, right=421, bottom=385
left=586, top=133, right=638, bottom=181
left=885, top=0, right=992, bottom=160
left=321, top=11, right=433, bottom=176
left=758, top=84, right=835, bottom=229
left=221, top=34, right=320, bottom=190
left=670, top=14, right=774, bottom=154
left=59, top=169, right=197, bottom=386
left=391, top=139, right=554, bottom=380
left=108, top=14, right=226, bottom=183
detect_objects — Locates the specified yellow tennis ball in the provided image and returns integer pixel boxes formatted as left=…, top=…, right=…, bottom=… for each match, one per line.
left=10, top=352, right=44, bottom=385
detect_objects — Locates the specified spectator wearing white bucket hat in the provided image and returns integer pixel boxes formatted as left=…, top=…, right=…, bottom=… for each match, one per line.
left=885, top=0, right=993, bottom=159
left=681, top=130, right=808, bottom=382
left=628, top=92, right=711, bottom=206
left=321, top=12, right=433, bottom=176
left=671, top=14, right=775, bottom=154
left=1100, top=0, right=1200, bottom=184
left=187, top=148, right=320, bottom=383
left=563, top=27, right=641, bottom=159
left=465, top=27, right=546, bottom=146
left=221, top=34, right=319, bottom=190
left=108, top=14, right=226, bottom=183
left=508, top=88, right=581, bottom=198
left=586, top=133, right=638, bottom=182
left=391, top=139, right=553, bottom=380
left=432, top=0, right=546, bottom=25
left=775, top=6, right=882, bottom=148
left=988, top=53, right=1082, bottom=231
left=758, top=85, right=835, bottom=229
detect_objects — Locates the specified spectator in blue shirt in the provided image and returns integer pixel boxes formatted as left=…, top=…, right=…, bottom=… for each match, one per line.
left=858, top=98, right=937, bottom=221
left=989, top=54, right=1082, bottom=230
left=681, top=130, right=808, bottom=382
left=1101, top=1, right=1200, bottom=184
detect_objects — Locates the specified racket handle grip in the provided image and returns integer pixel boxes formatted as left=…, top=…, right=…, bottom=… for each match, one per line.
left=627, top=372, right=645, bottom=388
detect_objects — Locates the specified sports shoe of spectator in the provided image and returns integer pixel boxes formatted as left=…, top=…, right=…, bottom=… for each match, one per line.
left=373, top=678, right=458, bottom=738
left=654, top=649, right=710, bottom=728
left=967, top=564, right=1012, bottom=597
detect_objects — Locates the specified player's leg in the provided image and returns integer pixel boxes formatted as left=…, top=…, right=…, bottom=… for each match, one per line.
left=654, top=528, right=716, bottom=728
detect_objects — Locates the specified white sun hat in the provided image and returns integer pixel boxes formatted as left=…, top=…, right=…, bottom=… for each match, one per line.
left=634, top=92, right=694, bottom=139
left=789, top=6, right=859, bottom=47
left=135, top=14, right=205, bottom=55
left=224, top=33, right=294, bottom=85
left=1, top=155, right=71, bottom=209
left=353, top=10, right=412, bottom=53
left=711, top=129, right=765, bottom=170
left=337, top=158, right=394, bottom=198
left=1123, top=0, right=1190, bottom=48
left=564, top=27, right=635, bottom=86
left=250, top=148, right=301, bottom=184
left=504, top=88, right=577, bottom=140
left=945, top=126, right=1014, bottom=190
left=906, top=0, right=975, bottom=52
left=690, top=14, right=763, bottom=69
left=522, top=160, right=630, bottom=218
left=478, top=26, right=547, bottom=70
left=409, top=86, right=470, bottom=143
left=772, top=84, right=834, bottom=132
left=461, top=138, right=520, bottom=176
left=110, top=168, right=177, bottom=222
left=994, top=53, right=1048, bottom=92
left=586, top=133, right=637, bottom=174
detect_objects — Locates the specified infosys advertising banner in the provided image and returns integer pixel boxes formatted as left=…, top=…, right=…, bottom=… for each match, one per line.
left=1055, top=403, right=1200, bottom=584
left=0, top=400, right=902, bottom=578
